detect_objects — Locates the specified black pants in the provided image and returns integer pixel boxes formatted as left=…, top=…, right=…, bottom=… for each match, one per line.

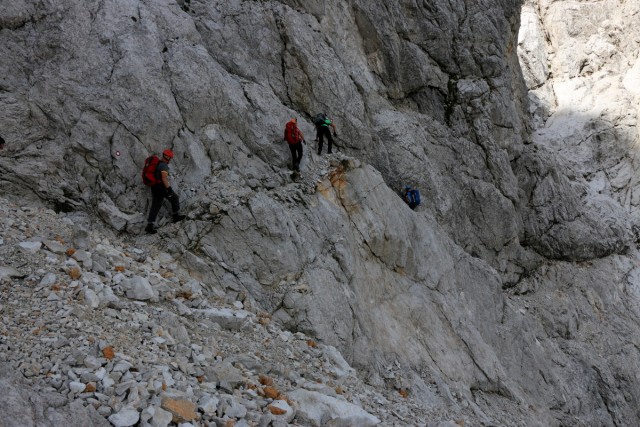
left=147, top=185, right=180, bottom=224
left=288, top=142, right=303, bottom=170
left=317, top=126, right=333, bottom=154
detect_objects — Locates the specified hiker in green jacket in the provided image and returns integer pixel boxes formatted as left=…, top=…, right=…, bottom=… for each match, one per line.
left=314, top=113, right=337, bottom=155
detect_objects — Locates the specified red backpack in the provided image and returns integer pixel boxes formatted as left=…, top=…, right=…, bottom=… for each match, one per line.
left=142, top=155, right=161, bottom=186
left=284, top=121, right=302, bottom=144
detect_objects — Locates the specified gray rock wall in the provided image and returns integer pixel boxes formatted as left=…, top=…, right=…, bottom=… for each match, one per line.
left=2, top=0, right=640, bottom=425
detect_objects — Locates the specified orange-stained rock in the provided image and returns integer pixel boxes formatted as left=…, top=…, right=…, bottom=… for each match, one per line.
left=259, top=374, right=273, bottom=386
left=268, top=405, right=287, bottom=415
left=68, top=267, right=81, bottom=280
left=102, top=346, right=115, bottom=360
left=66, top=248, right=76, bottom=256
left=263, top=386, right=280, bottom=399
left=85, top=382, right=97, bottom=392
left=161, top=397, right=197, bottom=422
left=114, top=266, right=125, bottom=272
left=306, top=339, right=318, bottom=348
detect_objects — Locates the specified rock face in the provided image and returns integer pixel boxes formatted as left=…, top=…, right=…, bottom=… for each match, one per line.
left=517, top=0, right=639, bottom=262
left=1, top=0, right=640, bottom=426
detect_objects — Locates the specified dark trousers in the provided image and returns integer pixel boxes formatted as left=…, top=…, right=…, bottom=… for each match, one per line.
left=147, top=185, right=180, bottom=224
left=317, top=126, right=333, bottom=154
left=288, top=142, right=303, bottom=170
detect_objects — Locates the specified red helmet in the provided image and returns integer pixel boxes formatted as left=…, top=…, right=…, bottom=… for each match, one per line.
left=162, top=149, right=174, bottom=159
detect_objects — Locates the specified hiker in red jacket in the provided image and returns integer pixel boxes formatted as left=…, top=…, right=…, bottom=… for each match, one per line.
left=145, top=149, right=185, bottom=234
left=284, top=118, right=305, bottom=171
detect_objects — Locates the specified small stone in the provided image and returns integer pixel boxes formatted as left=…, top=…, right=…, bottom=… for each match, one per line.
left=80, top=372, right=99, bottom=383
left=95, top=367, right=107, bottom=379
left=102, top=376, right=115, bottom=389
left=18, top=241, right=42, bottom=253
left=0, top=266, right=23, bottom=280
left=84, top=356, right=103, bottom=369
left=43, top=240, right=66, bottom=254
left=72, top=250, right=92, bottom=263
left=83, top=288, right=100, bottom=308
left=69, top=381, right=86, bottom=394
left=197, top=395, right=219, bottom=415
left=39, top=273, right=58, bottom=287
left=68, top=267, right=82, bottom=280
left=269, top=405, right=287, bottom=415
left=224, top=398, right=247, bottom=418
left=123, top=276, right=156, bottom=301
left=108, top=407, right=140, bottom=427
left=151, top=406, right=173, bottom=427
left=268, top=400, right=294, bottom=422
left=98, top=406, right=112, bottom=417
left=204, top=362, right=245, bottom=392
left=161, top=397, right=197, bottom=423
left=263, top=386, right=280, bottom=400
left=259, top=375, right=273, bottom=386
left=102, top=346, right=115, bottom=360
left=113, top=360, right=133, bottom=373
left=51, top=338, right=68, bottom=349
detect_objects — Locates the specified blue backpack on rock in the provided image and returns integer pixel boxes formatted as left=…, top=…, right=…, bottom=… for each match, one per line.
left=404, top=186, right=421, bottom=209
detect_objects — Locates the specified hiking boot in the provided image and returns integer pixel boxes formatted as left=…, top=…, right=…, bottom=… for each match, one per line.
left=173, top=214, right=186, bottom=223
left=145, top=224, right=157, bottom=234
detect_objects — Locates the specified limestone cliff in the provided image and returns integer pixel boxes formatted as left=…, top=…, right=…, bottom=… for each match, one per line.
left=1, top=0, right=640, bottom=425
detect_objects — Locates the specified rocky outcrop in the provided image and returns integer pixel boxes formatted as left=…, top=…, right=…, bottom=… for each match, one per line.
left=1, top=0, right=640, bottom=426
left=517, top=0, right=640, bottom=260
left=0, top=0, right=535, bottom=278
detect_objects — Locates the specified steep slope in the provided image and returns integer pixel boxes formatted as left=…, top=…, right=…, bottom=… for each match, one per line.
left=0, top=197, right=425, bottom=426
left=1, top=0, right=640, bottom=426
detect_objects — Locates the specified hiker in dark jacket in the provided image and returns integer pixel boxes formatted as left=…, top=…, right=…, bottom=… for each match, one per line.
left=146, top=149, right=185, bottom=234
left=284, top=118, right=305, bottom=171
left=314, top=113, right=337, bottom=155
